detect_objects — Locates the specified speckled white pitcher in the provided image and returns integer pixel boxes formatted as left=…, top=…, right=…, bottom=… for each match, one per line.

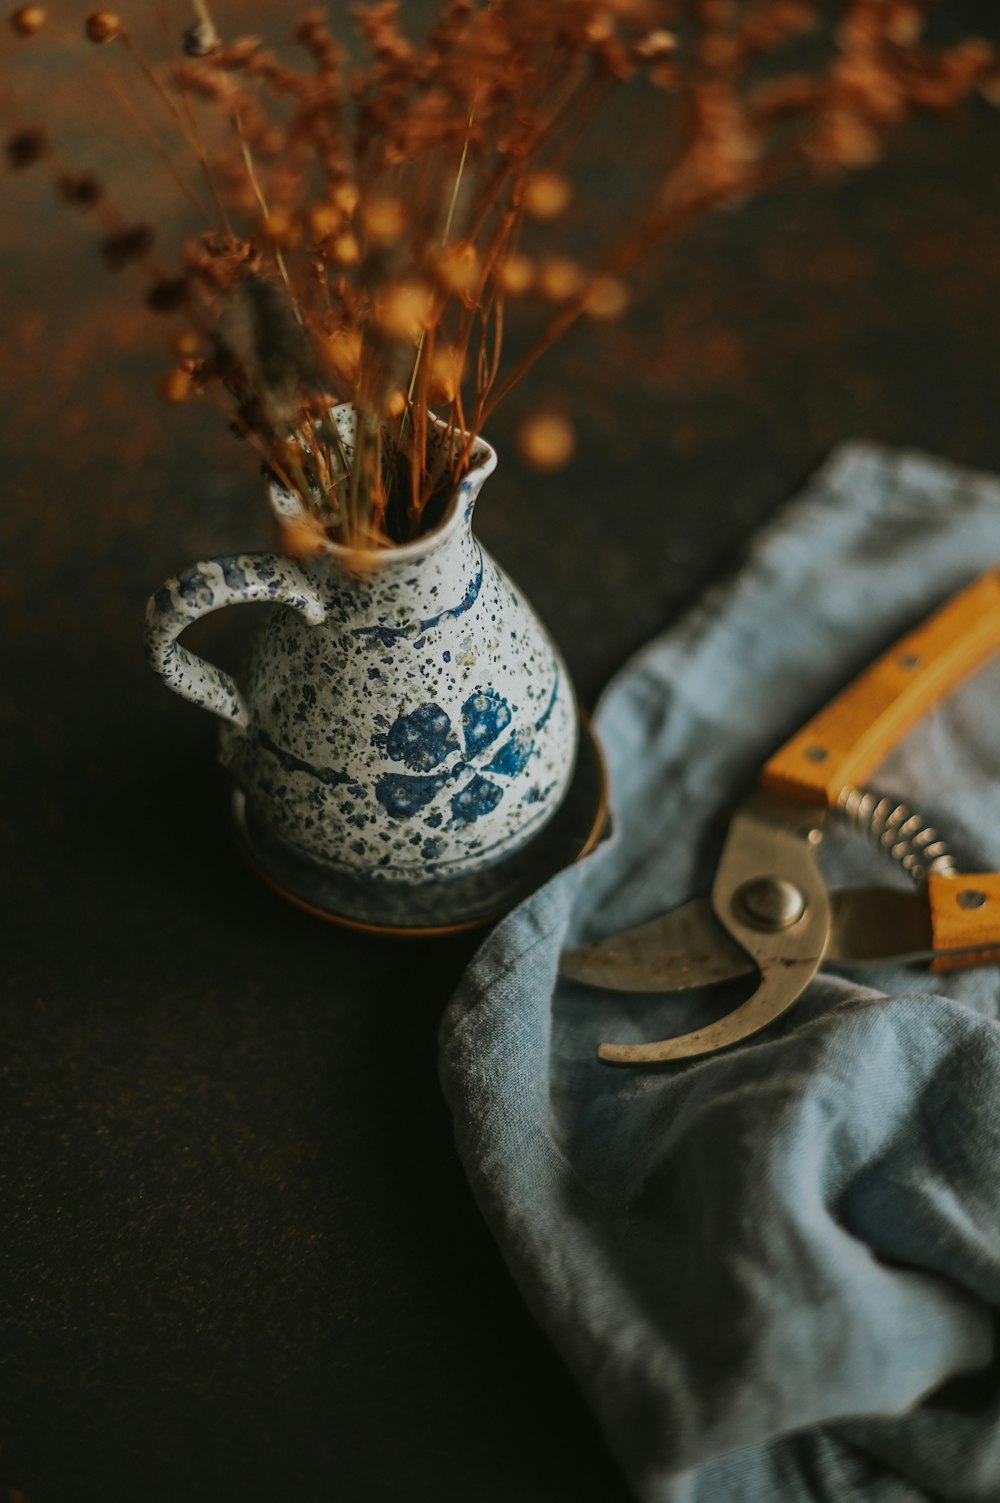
left=145, top=415, right=578, bottom=908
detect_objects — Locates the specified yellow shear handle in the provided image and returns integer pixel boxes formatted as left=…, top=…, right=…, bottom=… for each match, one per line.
left=761, top=568, right=1000, bottom=805
left=928, top=873, right=1000, bottom=971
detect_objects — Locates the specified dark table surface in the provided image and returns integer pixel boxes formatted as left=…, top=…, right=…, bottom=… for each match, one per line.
left=4, top=5, right=1000, bottom=1500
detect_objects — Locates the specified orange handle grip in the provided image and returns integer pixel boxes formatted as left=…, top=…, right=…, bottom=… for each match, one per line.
left=761, top=568, right=1000, bottom=805
left=929, top=873, right=1000, bottom=971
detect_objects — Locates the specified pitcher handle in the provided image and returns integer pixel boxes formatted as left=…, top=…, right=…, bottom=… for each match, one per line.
left=144, top=555, right=326, bottom=733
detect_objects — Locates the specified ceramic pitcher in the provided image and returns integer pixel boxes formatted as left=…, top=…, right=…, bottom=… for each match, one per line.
left=144, top=420, right=578, bottom=896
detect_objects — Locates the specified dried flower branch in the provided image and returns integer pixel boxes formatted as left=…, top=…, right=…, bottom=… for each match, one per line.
left=5, top=0, right=998, bottom=552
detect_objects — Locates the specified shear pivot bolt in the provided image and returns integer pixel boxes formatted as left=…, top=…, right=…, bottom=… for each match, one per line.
left=736, top=877, right=807, bottom=930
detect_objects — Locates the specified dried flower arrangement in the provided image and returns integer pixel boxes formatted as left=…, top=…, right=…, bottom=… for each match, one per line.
left=6, top=0, right=998, bottom=557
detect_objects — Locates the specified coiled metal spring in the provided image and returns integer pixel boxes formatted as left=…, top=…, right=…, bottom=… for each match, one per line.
left=836, top=787, right=957, bottom=883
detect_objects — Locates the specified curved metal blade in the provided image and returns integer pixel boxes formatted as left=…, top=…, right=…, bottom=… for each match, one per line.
left=599, top=793, right=830, bottom=1064
left=826, top=887, right=933, bottom=964
left=559, top=898, right=753, bottom=993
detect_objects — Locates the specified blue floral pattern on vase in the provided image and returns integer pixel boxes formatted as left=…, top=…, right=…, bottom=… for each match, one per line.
left=375, top=690, right=531, bottom=828
left=385, top=703, right=458, bottom=771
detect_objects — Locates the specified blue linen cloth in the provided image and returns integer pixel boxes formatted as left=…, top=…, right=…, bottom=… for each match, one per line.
left=438, top=444, right=1000, bottom=1503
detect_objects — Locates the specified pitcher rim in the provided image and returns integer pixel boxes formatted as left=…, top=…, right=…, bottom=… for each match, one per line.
left=268, top=406, right=498, bottom=564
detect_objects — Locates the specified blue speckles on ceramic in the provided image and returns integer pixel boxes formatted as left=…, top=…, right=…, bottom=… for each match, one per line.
left=462, top=689, right=512, bottom=755
left=450, top=773, right=504, bottom=823
left=487, top=727, right=535, bottom=777
left=385, top=703, right=457, bottom=770
left=375, top=770, right=452, bottom=818
left=145, top=407, right=578, bottom=886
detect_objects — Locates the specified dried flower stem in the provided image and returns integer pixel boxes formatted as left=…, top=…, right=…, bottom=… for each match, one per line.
left=99, top=63, right=211, bottom=220
left=117, top=28, right=232, bottom=235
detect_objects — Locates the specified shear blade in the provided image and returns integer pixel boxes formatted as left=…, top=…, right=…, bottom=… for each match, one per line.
left=559, top=898, right=751, bottom=992
left=559, top=887, right=938, bottom=997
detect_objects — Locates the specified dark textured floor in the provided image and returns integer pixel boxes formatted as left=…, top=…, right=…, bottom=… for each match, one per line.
left=4, top=5, right=1000, bottom=1500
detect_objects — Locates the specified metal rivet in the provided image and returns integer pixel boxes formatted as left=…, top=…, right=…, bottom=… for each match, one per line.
left=957, top=889, right=987, bottom=910
left=804, top=745, right=828, bottom=764
left=899, top=653, right=921, bottom=669
left=736, top=877, right=807, bottom=930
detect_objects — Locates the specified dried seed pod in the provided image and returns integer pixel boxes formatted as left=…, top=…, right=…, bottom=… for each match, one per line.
left=329, top=231, right=360, bottom=265
left=375, top=283, right=433, bottom=342
left=884, top=4, right=923, bottom=46
left=361, top=197, right=405, bottom=249
left=330, top=181, right=359, bottom=216
left=293, top=8, right=328, bottom=47
left=170, top=330, right=200, bottom=359
left=321, top=327, right=362, bottom=381
left=306, top=203, right=341, bottom=239
left=100, top=224, right=154, bottom=269
left=9, top=6, right=45, bottom=37
left=632, top=29, right=678, bottom=63
left=85, top=10, right=122, bottom=43
left=521, top=172, right=571, bottom=220
left=537, top=256, right=585, bottom=301
left=434, top=242, right=479, bottom=295
left=147, top=277, right=189, bottom=313
left=56, top=170, right=103, bottom=208
left=516, top=412, right=575, bottom=472
left=583, top=276, right=629, bottom=320
left=5, top=128, right=47, bottom=169
left=260, top=209, right=301, bottom=249
left=158, top=368, right=192, bottom=404
left=496, top=255, right=534, bottom=296
left=219, top=36, right=262, bottom=68
left=429, top=345, right=463, bottom=403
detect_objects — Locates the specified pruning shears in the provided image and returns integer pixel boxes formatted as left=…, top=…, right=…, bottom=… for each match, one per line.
left=560, top=568, right=1000, bottom=1064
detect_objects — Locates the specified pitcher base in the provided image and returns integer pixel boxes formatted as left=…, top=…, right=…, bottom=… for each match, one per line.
left=230, top=715, right=608, bottom=935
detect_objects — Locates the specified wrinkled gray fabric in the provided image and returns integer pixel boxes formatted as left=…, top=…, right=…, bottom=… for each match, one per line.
left=439, top=444, right=1000, bottom=1503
